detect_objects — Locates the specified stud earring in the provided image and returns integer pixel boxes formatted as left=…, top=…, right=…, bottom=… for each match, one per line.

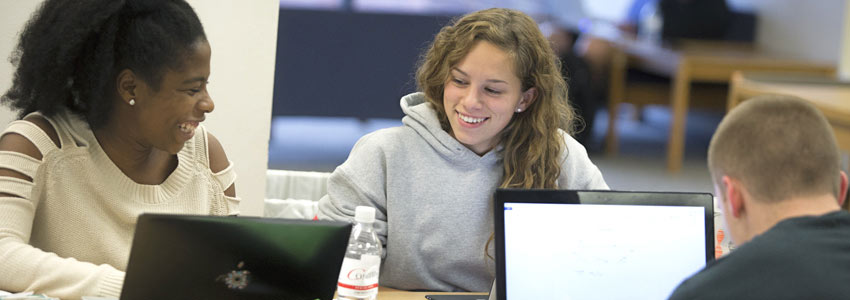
left=516, top=108, right=522, bottom=113
left=129, top=99, right=135, bottom=106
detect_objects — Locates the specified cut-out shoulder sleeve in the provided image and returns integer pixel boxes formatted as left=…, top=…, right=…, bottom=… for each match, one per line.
left=213, top=163, right=240, bottom=215
left=23, top=114, right=61, bottom=149
left=212, top=163, right=237, bottom=192
left=0, top=117, right=58, bottom=202
left=0, top=119, right=60, bottom=160
left=205, top=132, right=236, bottom=197
left=0, top=118, right=59, bottom=189
left=0, top=117, right=125, bottom=299
left=206, top=132, right=230, bottom=173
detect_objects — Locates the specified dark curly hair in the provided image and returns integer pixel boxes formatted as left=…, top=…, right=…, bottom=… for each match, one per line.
left=2, top=0, right=207, bottom=129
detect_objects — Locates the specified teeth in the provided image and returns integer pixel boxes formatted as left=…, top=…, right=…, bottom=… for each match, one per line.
left=459, top=113, right=486, bottom=124
left=178, top=123, right=197, bottom=134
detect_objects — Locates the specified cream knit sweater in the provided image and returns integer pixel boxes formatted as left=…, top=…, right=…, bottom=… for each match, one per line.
left=0, top=111, right=239, bottom=300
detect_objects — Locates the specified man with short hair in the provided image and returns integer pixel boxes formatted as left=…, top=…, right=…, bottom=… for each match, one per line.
left=668, top=95, right=850, bottom=299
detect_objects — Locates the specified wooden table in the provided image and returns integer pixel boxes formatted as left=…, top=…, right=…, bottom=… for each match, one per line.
left=727, top=71, right=850, bottom=153
left=376, top=287, right=488, bottom=300
left=606, top=38, right=835, bottom=172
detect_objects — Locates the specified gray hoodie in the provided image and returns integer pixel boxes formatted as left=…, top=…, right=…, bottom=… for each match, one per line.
left=318, top=92, right=608, bottom=292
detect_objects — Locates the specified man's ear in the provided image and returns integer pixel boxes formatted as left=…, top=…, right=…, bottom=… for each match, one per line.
left=838, top=171, right=847, bottom=207
left=116, top=69, right=137, bottom=105
left=722, top=176, right=746, bottom=218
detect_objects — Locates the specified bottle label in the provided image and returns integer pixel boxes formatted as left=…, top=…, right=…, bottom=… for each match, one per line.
left=337, top=254, right=381, bottom=297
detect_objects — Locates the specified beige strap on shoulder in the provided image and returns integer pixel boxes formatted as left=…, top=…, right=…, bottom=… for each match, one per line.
left=2, top=120, right=59, bottom=157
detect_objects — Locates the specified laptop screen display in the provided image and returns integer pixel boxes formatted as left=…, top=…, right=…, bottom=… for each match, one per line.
left=504, top=203, right=705, bottom=299
left=494, top=189, right=714, bottom=300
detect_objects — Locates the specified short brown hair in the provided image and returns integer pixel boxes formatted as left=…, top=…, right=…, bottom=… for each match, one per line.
left=708, top=95, right=841, bottom=202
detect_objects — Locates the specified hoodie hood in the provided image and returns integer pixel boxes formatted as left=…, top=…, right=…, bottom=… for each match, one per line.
left=400, top=92, right=501, bottom=162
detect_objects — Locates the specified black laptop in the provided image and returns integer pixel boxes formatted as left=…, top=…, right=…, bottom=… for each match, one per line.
left=120, top=214, right=351, bottom=300
left=493, top=189, right=714, bottom=300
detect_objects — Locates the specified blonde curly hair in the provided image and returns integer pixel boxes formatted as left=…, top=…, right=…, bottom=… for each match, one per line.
left=416, top=8, right=575, bottom=188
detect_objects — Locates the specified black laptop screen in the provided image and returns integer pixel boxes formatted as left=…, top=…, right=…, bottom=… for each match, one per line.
left=121, top=214, right=352, bottom=300
left=494, top=189, right=714, bottom=300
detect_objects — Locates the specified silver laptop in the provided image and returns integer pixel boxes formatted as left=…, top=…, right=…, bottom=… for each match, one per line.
left=493, top=189, right=714, bottom=300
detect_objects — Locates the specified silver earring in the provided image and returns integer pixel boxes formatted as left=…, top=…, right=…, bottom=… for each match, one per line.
left=516, top=108, right=522, bottom=113
left=129, top=99, right=135, bottom=106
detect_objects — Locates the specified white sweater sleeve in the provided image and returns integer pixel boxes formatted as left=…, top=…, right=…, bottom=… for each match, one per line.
left=0, top=121, right=124, bottom=299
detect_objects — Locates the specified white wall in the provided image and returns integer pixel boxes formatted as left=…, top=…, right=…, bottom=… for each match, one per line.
left=0, top=1, right=36, bottom=127
left=0, top=1, right=278, bottom=216
left=840, top=0, right=850, bottom=79
left=189, top=0, right=278, bottom=216
left=728, top=0, right=847, bottom=65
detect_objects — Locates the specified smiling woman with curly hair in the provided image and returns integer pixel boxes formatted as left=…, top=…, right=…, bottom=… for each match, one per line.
left=318, top=8, right=608, bottom=292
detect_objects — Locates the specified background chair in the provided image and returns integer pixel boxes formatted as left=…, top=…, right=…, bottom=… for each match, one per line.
left=264, top=169, right=331, bottom=219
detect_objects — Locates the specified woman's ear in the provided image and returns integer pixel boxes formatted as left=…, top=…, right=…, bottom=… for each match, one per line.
left=116, top=69, right=137, bottom=105
left=518, top=87, right=537, bottom=111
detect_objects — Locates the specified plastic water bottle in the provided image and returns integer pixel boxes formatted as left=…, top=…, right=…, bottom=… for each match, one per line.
left=337, top=206, right=382, bottom=300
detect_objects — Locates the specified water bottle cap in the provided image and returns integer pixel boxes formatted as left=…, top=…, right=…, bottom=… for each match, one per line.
left=354, top=206, right=376, bottom=223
